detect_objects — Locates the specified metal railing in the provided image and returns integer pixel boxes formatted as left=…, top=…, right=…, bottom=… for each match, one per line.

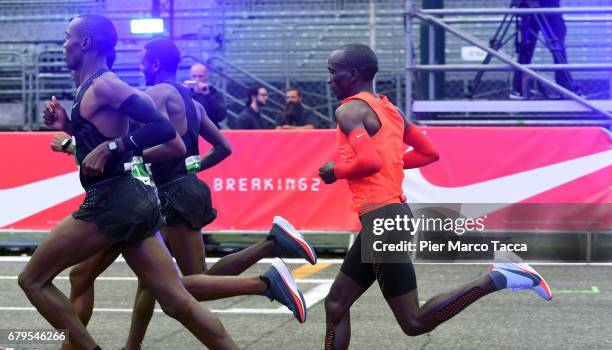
left=405, top=2, right=612, bottom=125
left=0, top=50, right=27, bottom=129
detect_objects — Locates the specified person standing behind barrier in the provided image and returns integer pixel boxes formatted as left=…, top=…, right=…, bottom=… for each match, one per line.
left=276, top=87, right=318, bottom=129
left=229, top=85, right=270, bottom=129
left=511, top=0, right=578, bottom=99
left=185, top=63, right=227, bottom=128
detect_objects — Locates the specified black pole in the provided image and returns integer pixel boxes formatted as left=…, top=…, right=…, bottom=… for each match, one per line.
left=169, top=0, right=175, bottom=40
left=152, top=0, right=161, bottom=16
left=419, top=0, right=445, bottom=99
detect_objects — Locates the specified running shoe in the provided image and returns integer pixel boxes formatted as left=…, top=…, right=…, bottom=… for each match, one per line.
left=488, top=262, right=552, bottom=301
left=261, top=258, right=307, bottom=323
left=268, top=216, right=317, bottom=265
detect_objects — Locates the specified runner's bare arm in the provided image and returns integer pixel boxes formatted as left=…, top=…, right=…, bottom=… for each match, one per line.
left=195, top=101, right=232, bottom=172
left=141, top=86, right=187, bottom=163
left=91, top=75, right=177, bottom=153
left=80, top=76, right=180, bottom=176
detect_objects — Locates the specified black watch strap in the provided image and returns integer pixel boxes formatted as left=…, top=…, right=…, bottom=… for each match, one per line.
left=107, top=140, right=119, bottom=154
left=60, top=138, right=72, bottom=152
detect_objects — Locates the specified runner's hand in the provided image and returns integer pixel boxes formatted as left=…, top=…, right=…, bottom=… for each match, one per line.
left=43, top=96, right=69, bottom=131
left=51, top=132, right=71, bottom=153
left=319, top=161, right=337, bottom=184
left=81, top=141, right=111, bottom=177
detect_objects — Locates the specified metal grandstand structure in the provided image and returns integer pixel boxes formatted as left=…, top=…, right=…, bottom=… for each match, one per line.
left=0, top=0, right=612, bottom=129
left=406, top=1, right=612, bottom=126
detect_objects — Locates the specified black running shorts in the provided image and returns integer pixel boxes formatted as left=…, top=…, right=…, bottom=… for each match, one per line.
left=158, top=174, right=217, bottom=230
left=72, top=175, right=164, bottom=245
left=340, top=203, right=418, bottom=299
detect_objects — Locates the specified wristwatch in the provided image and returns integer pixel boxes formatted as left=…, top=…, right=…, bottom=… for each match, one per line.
left=107, top=140, right=119, bottom=154
left=60, top=138, right=72, bottom=153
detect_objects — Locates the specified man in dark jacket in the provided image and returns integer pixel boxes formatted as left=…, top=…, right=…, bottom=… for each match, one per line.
left=231, top=85, right=270, bottom=129
left=186, top=63, right=227, bottom=127
left=276, top=87, right=319, bottom=129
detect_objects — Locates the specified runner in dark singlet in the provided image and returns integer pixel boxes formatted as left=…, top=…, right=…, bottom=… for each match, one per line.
left=19, top=14, right=236, bottom=350
left=319, top=43, right=553, bottom=350
left=64, top=38, right=317, bottom=349
left=123, top=38, right=317, bottom=348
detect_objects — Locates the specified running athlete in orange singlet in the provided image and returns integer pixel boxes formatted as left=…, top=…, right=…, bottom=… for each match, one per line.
left=319, top=43, right=552, bottom=350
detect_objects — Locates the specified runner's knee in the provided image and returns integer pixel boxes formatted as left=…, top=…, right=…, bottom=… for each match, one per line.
left=399, top=318, right=429, bottom=337
left=18, top=270, right=44, bottom=295
left=324, top=295, right=349, bottom=323
left=17, top=271, right=33, bottom=293
left=158, top=291, right=192, bottom=319
left=69, top=265, right=93, bottom=293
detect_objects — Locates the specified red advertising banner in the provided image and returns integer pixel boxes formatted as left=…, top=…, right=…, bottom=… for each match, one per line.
left=0, top=127, right=610, bottom=232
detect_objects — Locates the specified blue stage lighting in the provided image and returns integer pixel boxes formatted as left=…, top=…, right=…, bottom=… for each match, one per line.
left=130, top=18, right=164, bottom=34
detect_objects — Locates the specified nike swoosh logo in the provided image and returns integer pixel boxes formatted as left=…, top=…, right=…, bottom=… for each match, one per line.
left=0, top=171, right=84, bottom=228
left=1, top=151, right=610, bottom=228
left=499, top=267, right=541, bottom=285
left=403, top=149, right=612, bottom=217
left=129, top=136, right=139, bottom=148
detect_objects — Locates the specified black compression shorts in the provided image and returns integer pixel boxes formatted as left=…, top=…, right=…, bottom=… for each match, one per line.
left=72, top=175, right=163, bottom=245
left=340, top=203, right=417, bottom=298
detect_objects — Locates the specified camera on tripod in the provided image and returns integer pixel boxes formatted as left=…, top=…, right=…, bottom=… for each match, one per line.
left=466, top=0, right=576, bottom=99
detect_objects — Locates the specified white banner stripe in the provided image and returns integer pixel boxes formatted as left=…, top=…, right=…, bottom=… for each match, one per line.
left=0, top=256, right=346, bottom=264
left=0, top=256, right=610, bottom=266
left=0, top=306, right=293, bottom=314
left=0, top=276, right=333, bottom=283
